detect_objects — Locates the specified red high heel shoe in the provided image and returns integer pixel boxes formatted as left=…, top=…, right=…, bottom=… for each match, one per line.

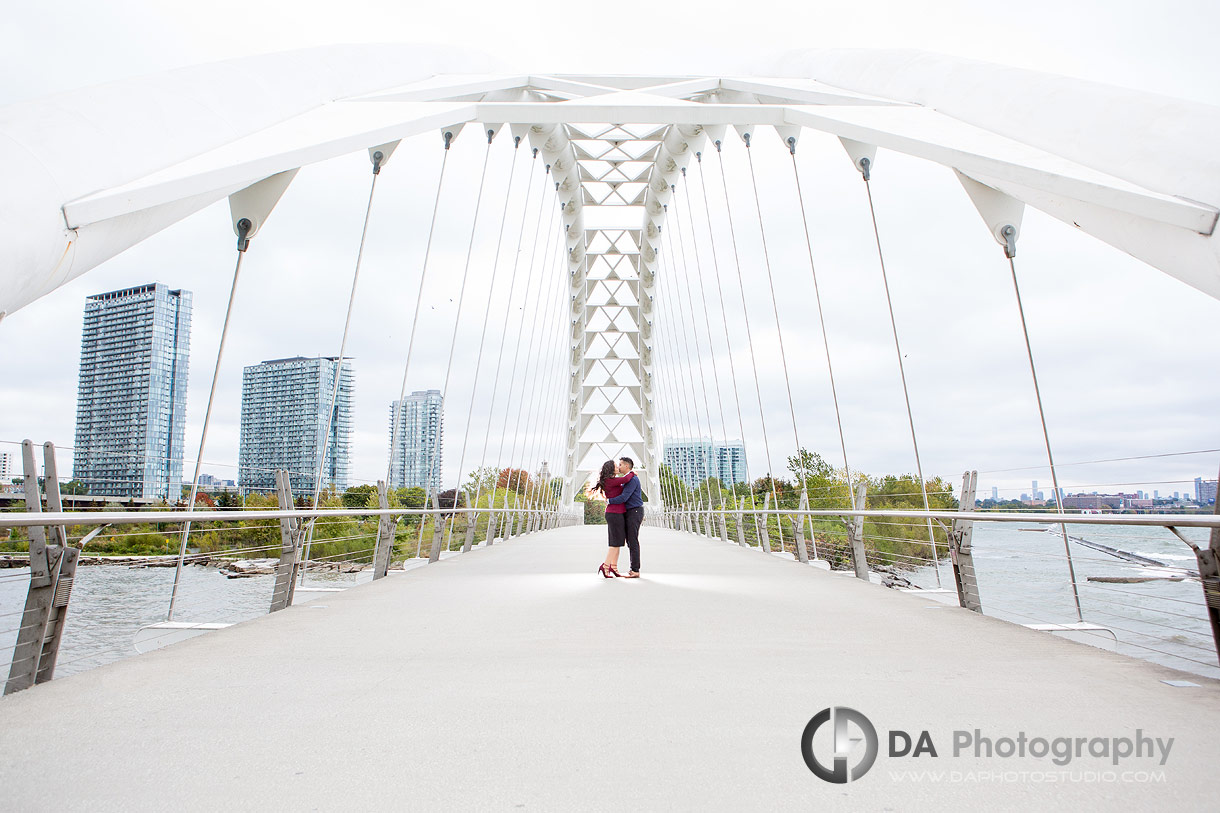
left=608, top=564, right=622, bottom=578
left=598, top=563, right=617, bottom=578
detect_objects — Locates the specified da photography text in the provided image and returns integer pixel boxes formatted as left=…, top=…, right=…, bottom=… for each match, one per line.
left=801, top=707, right=1174, bottom=784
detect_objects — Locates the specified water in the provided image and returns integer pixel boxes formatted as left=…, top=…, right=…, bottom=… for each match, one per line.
left=904, top=522, right=1218, bottom=680
left=0, top=563, right=369, bottom=680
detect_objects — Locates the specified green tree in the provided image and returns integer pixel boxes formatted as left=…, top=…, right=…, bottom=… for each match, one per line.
left=341, top=484, right=378, bottom=508
left=463, top=466, right=498, bottom=494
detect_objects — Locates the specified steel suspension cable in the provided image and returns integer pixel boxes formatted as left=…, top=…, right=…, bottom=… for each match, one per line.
left=744, top=137, right=806, bottom=500
left=300, top=154, right=386, bottom=580
left=423, top=136, right=496, bottom=515
left=715, top=141, right=785, bottom=553
left=448, top=135, right=521, bottom=520
left=471, top=149, right=541, bottom=529
left=168, top=238, right=248, bottom=620
left=695, top=152, right=756, bottom=540
left=386, top=135, right=453, bottom=489
left=653, top=227, right=690, bottom=521
left=665, top=198, right=717, bottom=530
left=787, top=143, right=854, bottom=505
left=491, top=173, right=555, bottom=532
left=1004, top=247, right=1084, bottom=621
left=522, top=224, right=570, bottom=523
left=860, top=169, right=942, bottom=587
left=511, top=208, right=565, bottom=528
left=658, top=225, right=705, bottom=525
left=652, top=240, right=689, bottom=522
left=677, top=169, right=733, bottom=521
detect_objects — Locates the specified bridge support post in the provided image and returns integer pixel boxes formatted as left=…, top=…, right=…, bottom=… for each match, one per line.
left=372, top=480, right=397, bottom=580
left=735, top=507, right=747, bottom=547
left=1168, top=463, right=1220, bottom=665
left=5, top=441, right=79, bottom=695
left=793, top=489, right=810, bottom=563
left=949, top=471, right=982, bottom=612
left=759, top=493, right=772, bottom=553
left=847, top=483, right=869, bottom=580
left=463, top=508, right=478, bottom=552
left=271, top=470, right=304, bottom=611
left=718, top=511, right=728, bottom=544
left=428, top=513, right=446, bottom=563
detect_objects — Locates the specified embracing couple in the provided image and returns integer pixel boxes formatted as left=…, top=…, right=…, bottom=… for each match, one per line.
left=594, top=456, right=644, bottom=578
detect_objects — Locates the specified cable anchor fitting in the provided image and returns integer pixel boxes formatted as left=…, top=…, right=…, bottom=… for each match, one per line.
left=443, top=131, right=454, bottom=150
left=235, top=218, right=252, bottom=253
left=859, top=156, right=871, bottom=181
left=1001, top=224, right=1017, bottom=259
left=787, top=137, right=797, bottom=156
left=371, top=151, right=384, bottom=176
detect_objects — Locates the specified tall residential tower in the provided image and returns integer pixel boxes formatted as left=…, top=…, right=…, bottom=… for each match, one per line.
left=238, top=357, right=353, bottom=494
left=389, top=390, right=444, bottom=493
left=73, top=283, right=191, bottom=499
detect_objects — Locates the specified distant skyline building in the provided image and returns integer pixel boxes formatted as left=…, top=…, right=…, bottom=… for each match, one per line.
left=238, top=356, right=353, bottom=494
left=1195, top=477, right=1217, bottom=504
left=991, top=486, right=998, bottom=501
left=388, top=389, right=444, bottom=492
left=72, top=283, right=191, bottom=499
left=0, top=450, right=10, bottom=481
left=663, top=438, right=748, bottom=488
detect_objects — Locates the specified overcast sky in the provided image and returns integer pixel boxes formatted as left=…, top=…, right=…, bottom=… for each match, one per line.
left=1, top=0, right=1218, bottom=504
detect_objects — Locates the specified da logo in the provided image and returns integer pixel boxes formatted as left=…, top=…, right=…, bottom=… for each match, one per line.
left=800, top=707, right=879, bottom=783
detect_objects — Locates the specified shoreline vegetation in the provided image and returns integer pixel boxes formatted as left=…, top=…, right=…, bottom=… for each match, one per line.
left=603, top=449, right=962, bottom=572
left=1, top=466, right=562, bottom=568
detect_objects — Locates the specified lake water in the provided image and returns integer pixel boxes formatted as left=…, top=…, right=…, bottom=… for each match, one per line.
left=1, top=523, right=1216, bottom=685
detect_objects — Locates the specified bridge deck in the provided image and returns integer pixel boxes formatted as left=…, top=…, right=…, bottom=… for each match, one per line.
left=1, top=525, right=1217, bottom=810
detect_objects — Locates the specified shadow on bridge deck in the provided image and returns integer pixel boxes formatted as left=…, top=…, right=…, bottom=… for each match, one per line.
left=1, top=525, right=1217, bottom=810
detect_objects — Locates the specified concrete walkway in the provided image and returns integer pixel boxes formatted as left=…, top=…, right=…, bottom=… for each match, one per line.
left=1, top=526, right=1217, bottom=811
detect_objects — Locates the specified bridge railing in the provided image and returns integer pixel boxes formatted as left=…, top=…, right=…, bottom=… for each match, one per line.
left=658, top=494, right=1220, bottom=678
left=0, top=496, right=580, bottom=695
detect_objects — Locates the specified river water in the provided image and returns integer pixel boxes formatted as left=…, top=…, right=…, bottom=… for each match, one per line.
left=0, top=564, right=369, bottom=679
left=1, top=523, right=1216, bottom=683
left=903, top=522, right=1218, bottom=680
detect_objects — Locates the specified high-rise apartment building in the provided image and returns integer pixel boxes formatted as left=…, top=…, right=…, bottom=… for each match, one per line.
left=388, top=389, right=444, bottom=492
left=663, top=438, right=748, bottom=488
left=1195, top=477, right=1217, bottom=505
left=73, top=283, right=191, bottom=499
left=238, top=357, right=353, bottom=494
left=0, top=450, right=11, bottom=481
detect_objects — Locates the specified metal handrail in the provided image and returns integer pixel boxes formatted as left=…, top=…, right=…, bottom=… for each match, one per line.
left=0, top=505, right=576, bottom=528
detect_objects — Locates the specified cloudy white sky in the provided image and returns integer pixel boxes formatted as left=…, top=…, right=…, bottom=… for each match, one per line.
left=1, top=0, right=1218, bottom=503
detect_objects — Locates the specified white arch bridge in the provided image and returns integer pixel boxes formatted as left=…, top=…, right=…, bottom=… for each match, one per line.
left=1, top=46, right=1219, bottom=808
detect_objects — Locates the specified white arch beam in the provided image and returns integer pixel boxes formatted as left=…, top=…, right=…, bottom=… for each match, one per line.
left=4, top=48, right=1218, bottom=321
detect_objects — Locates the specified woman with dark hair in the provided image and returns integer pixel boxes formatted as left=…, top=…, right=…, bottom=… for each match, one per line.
left=593, top=459, right=634, bottom=578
